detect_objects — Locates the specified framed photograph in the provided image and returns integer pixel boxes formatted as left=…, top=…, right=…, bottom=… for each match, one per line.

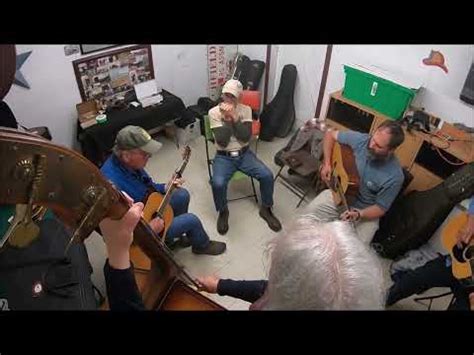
left=73, top=45, right=154, bottom=110
left=80, top=44, right=119, bottom=55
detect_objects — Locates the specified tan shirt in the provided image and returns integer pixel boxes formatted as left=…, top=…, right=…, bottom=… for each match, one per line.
left=209, top=103, right=253, bottom=151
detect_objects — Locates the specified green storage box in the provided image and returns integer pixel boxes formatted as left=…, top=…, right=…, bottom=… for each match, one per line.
left=343, top=64, right=419, bottom=120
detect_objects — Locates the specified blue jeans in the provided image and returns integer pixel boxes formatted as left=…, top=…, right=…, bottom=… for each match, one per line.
left=211, top=149, right=274, bottom=212
left=166, top=188, right=209, bottom=249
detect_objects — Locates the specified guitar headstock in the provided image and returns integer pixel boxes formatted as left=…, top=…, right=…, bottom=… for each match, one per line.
left=182, top=145, right=191, bottom=162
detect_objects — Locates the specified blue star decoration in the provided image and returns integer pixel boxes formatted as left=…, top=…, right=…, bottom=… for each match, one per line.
left=14, top=51, right=33, bottom=89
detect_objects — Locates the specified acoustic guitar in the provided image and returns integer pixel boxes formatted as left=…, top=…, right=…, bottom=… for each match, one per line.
left=328, top=142, right=360, bottom=211
left=441, top=211, right=474, bottom=310
left=130, top=146, right=191, bottom=271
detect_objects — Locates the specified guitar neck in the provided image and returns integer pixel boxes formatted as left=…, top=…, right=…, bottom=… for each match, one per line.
left=156, top=150, right=190, bottom=216
left=157, top=185, right=175, bottom=217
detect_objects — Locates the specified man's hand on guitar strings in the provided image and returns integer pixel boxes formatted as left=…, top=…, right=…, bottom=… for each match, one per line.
left=320, top=162, right=332, bottom=184
left=340, top=209, right=362, bottom=222
left=456, top=214, right=474, bottom=247
left=149, top=217, right=165, bottom=234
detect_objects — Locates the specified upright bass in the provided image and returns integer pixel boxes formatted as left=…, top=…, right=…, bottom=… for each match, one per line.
left=0, top=127, right=224, bottom=310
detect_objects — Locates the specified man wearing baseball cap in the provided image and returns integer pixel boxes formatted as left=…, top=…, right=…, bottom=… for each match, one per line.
left=101, top=125, right=226, bottom=256
left=208, top=79, right=282, bottom=235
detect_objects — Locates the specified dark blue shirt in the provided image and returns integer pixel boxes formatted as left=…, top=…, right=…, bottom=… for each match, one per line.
left=100, top=154, right=166, bottom=202
left=338, top=131, right=404, bottom=211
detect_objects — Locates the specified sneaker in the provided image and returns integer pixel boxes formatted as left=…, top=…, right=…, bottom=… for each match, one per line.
left=217, top=207, right=229, bottom=235
left=259, top=206, right=282, bottom=232
left=192, top=240, right=227, bottom=255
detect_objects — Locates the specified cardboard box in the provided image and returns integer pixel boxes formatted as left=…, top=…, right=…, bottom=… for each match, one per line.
left=76, top=100, right=99, bottom=128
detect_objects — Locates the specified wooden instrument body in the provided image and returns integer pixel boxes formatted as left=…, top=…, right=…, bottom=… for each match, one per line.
left=442, top=212, right=473, bottom=280
left=330, top=142, right=360, bottom=207
left=130, top=191, right=174, bottom=271
left=0, top=127, right=224, bottom=310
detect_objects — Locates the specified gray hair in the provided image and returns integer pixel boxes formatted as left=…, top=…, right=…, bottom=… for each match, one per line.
left=264, top=216, right=385, bottom=310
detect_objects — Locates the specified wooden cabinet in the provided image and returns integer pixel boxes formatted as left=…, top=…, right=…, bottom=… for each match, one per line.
left=324, top=90, right=473, bottom=192
left=393, top=130, right=424, bottom=170
left=405, top=163, right=443, bottom=193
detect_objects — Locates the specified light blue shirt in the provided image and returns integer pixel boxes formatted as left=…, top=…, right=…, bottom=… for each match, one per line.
left=338, top=131, right=404, bottom=211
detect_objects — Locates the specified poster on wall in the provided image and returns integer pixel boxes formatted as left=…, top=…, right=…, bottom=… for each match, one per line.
left=207, top=45, right=238, bottom=101
left=72, top=45, right=154, bottom=110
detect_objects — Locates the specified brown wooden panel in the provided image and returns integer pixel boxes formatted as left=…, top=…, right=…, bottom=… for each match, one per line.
left=325, top=118, right=350, bottom=132
left=394, top=130, right=424, bottom=170
left=0, top=45, right=16, bottom=100
left=405, top=163, right=443, bottom=193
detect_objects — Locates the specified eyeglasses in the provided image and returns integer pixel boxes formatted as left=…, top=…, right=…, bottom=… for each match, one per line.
left=133, top=149, right=151, bottom=159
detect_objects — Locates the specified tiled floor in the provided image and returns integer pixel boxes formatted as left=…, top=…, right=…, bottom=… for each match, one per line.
left=85, top=131, right=451, bottom=311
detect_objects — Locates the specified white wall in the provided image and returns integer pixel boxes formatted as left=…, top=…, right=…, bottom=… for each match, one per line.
left=5, top=45, right=471, bottom=149
left=4, top=44, right=208, bottom=148
left=152, top=45, right=208, bottom=106
left=270, top=45, right=327, bottom=124
left=321, top=45, right=474, bottom=126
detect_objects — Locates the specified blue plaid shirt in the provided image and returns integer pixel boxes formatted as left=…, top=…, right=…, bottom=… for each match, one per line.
left=100, top=154, right=166, bottom=203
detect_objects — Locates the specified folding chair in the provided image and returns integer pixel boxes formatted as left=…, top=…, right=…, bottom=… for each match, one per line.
left=203, top=114, right=258, bottom=204
left=414, top=291, right=455, bottom=310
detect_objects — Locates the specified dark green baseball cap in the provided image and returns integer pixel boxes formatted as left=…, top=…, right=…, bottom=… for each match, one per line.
left=114, top=125, right=162, bottom=155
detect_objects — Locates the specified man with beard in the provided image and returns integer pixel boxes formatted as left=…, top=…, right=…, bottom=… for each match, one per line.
left=305, top=120, right=405, bottom=244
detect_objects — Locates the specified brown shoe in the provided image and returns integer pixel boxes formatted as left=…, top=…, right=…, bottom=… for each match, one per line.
left=259, top=206, right=282, bottom=232
left=192, top=240, right=227, bottom=255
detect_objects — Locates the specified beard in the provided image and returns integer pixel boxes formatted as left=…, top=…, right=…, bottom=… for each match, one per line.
left=367, top=144, right=390, bottom=161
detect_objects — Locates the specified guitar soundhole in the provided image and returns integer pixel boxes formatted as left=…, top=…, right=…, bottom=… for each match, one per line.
left=452, top=244, right=467, bottom=263
left=464, top=246, right=473, bottom=260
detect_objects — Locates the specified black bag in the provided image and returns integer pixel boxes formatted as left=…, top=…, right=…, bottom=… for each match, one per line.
left=259, top=64, right=297, bottom=141
left=0, top=217, right=98, bottom=310
left=175, top=108, right=196, bottom=128
left=242, top=60, right=266, bottom=90
left=197, top=97, right=218, bottom=112
left=371, top=162, right=474, bottom=259
left=233, top=55, right=251, bottom=85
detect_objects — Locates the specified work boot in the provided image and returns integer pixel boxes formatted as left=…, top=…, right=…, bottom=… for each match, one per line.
left=259, top=206, right=282, bottom=232
left=217, top=207, right=229, bottom=235
left=192, top=241, right=227, bottom=255
left=165, top=235, right=191, bottom=250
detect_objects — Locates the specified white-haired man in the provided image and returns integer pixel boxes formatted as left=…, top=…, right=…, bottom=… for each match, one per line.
left=197, top=216, right=385, bottom=310
left=100, top=204, right=385, bottom=310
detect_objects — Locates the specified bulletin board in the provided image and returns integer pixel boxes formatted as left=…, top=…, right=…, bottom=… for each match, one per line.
left=207, top=45, right=238, bottom=101
left=73, top=45, right=154, bottom=110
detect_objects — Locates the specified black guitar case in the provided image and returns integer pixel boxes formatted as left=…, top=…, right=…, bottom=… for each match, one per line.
left=0, top=217, right=98, bottom=310
left=371, top=162, right=474, bottom=260
left=259, top=64, right=297, bottom=141
left=242, top=60, right=266, bottom=90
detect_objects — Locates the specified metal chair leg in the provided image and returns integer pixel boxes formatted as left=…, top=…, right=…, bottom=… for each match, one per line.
left=414, top=291, right=454, bottom=310
left=274, top=165, right=284, bottom=182
left=204, top=137, right=213, bottom=182
left=250, top=177, right=258, bottom=204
